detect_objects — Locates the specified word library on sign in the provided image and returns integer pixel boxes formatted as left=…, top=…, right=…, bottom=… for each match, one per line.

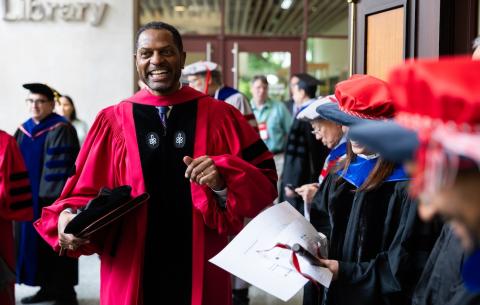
left=3, top=0, right=108, bottom=26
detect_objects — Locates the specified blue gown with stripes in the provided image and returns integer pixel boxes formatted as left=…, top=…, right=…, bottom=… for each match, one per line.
left=14, top=113, right=80, bottom=286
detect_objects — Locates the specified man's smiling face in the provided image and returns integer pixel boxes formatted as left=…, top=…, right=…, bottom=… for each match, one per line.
left=135, top=29, right=186, bottom=95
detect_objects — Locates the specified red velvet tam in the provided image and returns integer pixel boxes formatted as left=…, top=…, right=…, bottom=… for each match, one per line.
left=389, top=56, right=480, bottom=132
left=388, top=56, right=480, bottom=197
left=334, top=74, right=395, bottom=120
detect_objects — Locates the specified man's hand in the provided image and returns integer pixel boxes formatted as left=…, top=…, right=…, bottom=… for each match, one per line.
left=295, top=183, right=319, bottom=204
left=284, top=186, right=297, bottom=198
left=183, top=156, right=226, bottom=191
left=319, top=258, right=339, bottom=280
left=58, top=210, right=90, bottom=253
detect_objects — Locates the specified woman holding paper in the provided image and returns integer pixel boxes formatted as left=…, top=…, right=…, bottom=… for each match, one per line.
left=308, top=75, right=438, bottom=305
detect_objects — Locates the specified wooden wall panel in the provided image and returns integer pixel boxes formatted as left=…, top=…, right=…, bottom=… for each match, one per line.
left=366, top=7, right=405, bottom=80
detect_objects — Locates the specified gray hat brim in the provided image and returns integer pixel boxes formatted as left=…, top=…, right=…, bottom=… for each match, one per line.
left=316, top=102, right=368, bottom=126
left=347, top=121, right=419, bottom=162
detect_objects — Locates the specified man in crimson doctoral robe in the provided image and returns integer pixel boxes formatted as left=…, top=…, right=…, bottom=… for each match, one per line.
left=0, top=130, right=33, bottom=305
left=34, top=21, right=278, bottom=305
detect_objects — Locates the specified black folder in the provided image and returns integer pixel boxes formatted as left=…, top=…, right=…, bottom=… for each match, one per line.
left=64, top=186, right=149, bottom=238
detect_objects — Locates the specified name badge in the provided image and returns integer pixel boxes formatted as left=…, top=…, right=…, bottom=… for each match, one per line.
left=259, top=122, right=268, bottom=140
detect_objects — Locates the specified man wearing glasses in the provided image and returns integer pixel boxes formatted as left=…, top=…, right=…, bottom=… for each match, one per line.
left=15, top=83, right=80, bottom=305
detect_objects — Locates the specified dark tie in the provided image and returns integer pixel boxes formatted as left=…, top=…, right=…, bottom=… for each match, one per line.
left=157, top=106, right=169, bottom=135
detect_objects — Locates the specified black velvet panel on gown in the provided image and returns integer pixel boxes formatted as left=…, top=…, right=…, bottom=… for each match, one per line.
left=133, top=101, right=197, bottom=305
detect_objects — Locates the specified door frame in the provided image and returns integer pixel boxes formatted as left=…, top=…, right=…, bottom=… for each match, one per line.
left=439, top=0, right=479, bottom=55
left=350, top=0, right=479, bottom=77
left=183, top=35, right=303, bottom=88
left=352, top=0, right=416, bottom=74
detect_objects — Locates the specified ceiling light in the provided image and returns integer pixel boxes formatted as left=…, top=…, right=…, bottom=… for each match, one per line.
left=174, top=5, right=186, bottom=12
left=280, top=0, right=294, bottom=10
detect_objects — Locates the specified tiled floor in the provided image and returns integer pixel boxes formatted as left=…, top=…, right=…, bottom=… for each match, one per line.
left=15, top=255, right=303, bottom=305
left=251, top=287, right=303, bottom=305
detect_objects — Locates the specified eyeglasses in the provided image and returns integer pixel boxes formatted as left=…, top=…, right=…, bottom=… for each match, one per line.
left=26, top=98, right=49, bottom=104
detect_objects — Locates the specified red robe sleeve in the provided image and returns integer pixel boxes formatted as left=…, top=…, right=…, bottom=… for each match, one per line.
left=0, top=131, right=32, bottom=221
left=34, top=108, right=127, bottom=256
left=192, top=102, right=278, bottom=235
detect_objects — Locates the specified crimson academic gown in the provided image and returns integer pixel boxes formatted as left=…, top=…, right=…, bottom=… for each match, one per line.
left=0, top=130, right=33, bottom=305
left=34, top=86, right=278, bottom=305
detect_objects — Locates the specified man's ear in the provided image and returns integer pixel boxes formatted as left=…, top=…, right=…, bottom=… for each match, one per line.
left=134, top=54, right=143, bottom=77
left=181, top=51, right=187, bottom=68
left=49, top=100, right=56, bottom=111
left=300, top=88, right=307, bottom=98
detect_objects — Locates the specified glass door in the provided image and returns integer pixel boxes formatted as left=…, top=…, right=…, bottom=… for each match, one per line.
left=181, top=37, right=303, bottom=101
left=225, top=37, right=303, bottom=100
left=183, top=37, right=219, bottom=65
left=236, top=51, right=291, bottom=101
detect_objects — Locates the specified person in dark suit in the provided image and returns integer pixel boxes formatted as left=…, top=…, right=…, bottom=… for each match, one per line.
left=280, top=73, right=329, bottom=215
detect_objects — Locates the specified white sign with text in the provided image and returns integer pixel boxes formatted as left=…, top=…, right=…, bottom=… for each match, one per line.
left=2, top=0, right=108, bottom=26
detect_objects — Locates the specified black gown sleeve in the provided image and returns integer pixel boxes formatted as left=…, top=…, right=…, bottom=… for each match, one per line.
left=414, top=225, right=480, bottom=305
left=39, top=123, right=80, bottom=201
left=13, top=129, right=21, bottom=142
left=445, top=288, right=480, bottom=305
left=337, top=182, right=437, bottom=303
left=309, top=174, right=335, bottom=237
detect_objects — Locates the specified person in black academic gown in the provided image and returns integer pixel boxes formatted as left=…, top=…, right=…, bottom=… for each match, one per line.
left=280, top=73, right=329, bottom=215
left=308, top=75, right=438, bottom=305
left=412, top=223, right=480, bottom=305
left=15, top=83, right=80, bottom=305
left=294, top=96, right=347, bottom=305
left=348, top=121, right=480, bottom=305
left=312, top=142, right=436, bottom=305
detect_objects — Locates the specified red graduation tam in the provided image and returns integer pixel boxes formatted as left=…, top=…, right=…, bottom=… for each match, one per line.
left=389, top=56, right=480, bottom=132
left=388, top=57, right=480, bottom=197
left=334, top=74, right=395, bottom=120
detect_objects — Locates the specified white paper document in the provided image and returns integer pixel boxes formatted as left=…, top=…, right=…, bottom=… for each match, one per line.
left=209, top=202, right=332, bottom=302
